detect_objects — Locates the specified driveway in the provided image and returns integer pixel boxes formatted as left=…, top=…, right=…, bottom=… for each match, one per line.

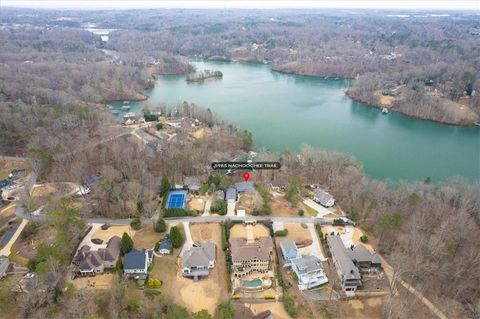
left=78, top=223, right=108, bottom=250
left=323, top=225, right=355, bottom=248
left=303, top=199, right=334, bottom=218
left=227, top=199, right=235, bottom=216
left=180, top=221, right=194, bottom=256
left=202, top=197, right=212, bottom=216
left=299, top=222, right=326, bottom=261
left=0, top=218, right=28, bottom=257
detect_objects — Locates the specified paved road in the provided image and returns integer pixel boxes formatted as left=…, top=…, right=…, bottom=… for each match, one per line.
left=0, top=217, right=28, bottom=257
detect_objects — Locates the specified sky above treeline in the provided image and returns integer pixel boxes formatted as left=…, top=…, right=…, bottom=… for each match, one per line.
left=3, top=0, right=479, bottom=10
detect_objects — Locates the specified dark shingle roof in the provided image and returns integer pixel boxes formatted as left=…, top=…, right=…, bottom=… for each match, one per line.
left=123, top=249, right=147, bottom=271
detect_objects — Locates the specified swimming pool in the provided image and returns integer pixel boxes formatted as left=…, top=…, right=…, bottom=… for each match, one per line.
left=243, top=278, right=263, bottom=288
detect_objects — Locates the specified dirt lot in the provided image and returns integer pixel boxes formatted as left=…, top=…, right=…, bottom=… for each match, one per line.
left=70, top=273, right=114, bottom=290
left=150, top=223, right=228, bottom=315
left=188, top=196, right=206, bottom=212
left=246, top=301, right=292, bottom=319
left=30, top=183, right=57, bottom=198
left=230, top=223, right=270, bottom=239
left=0, top=160, right=27, bottom=180
left=284, top=223, right=311, bottom=244
left=270, top=195, right=299, bottom=216
left=132, top=225, right=162, bottom=250
left=344, top=297, right=384, bottom=319
left=92, top=225, right=134, bottom=242
left=238, top=192, right=263, bottom=212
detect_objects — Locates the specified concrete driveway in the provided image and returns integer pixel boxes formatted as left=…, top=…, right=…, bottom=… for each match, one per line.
left=299, top=222, right=327, bottom=261
left=303, top=199, right=334, bottom=218
left=0, top=218, right=28, bottom=257
left=227, top=199, right=235, bottom=216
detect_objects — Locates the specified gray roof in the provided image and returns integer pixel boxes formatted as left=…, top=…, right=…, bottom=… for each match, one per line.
left=291, top=255, right=323, bottom=274
left=185, top=176, right=201, bottom=190
left=327, top=235, right=361, bottom=281
left=346, top=245, right=382, bottom=265
left=226, top=187, right=237, bottom=200
left=314, top=189, right=334, bottom=205
left=230, top=237, right=273, bottom=262
left=235, top=181, right=254, bottom=192
left=98, top=236, right=121, bottom=262
left=158, top=236, right=172, bottom=251
left=181, top=242, right=215, bottom=269
left=280, top=239, right=297, bottom=255
left=124, top=249, right=147, bottom=271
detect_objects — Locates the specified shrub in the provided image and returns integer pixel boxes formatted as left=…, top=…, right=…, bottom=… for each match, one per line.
left=120, top=232, right=134, bottom=255
left=130, top=217, right=142, bottom=230
left=217, top=301, right=235, bottom=319
left=264, top=293, right=275, bottom=299
left=170, top=226, right=184, bottom=248
left=144, top=289, right=161, bottom=299
left=297, top=209, right=304, bottom=216
left=210, top=199, right=227, bottom=215
left=193, top=310, right=213, bottom=319
left=146, top=278, right=162, bottom=289
left=154, top=218, right=167, bottom=233
left=156, top=122, right=163, bottom=130
left=232, top=294, right=240, bottom=300
left=163, top=208, right=190, bottom=217
left=274, top=229, right=288, bottom=237
left=360, top=235, right=368, bottom=243
left=283, top=292, right=297, bottom=317
left=126, top=299, right=140, bottom=313
left=144, top=113, right=159, bottom=122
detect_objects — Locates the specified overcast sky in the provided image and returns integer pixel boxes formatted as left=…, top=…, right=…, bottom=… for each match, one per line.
left=2, top=1, right=479, bottom=11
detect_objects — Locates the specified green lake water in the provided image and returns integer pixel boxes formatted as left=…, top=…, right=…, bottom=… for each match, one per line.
left=111, top=60, right=480, bottom=182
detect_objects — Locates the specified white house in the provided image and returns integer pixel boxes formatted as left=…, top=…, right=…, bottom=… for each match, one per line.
left=291, top=255, right=328, bottom=290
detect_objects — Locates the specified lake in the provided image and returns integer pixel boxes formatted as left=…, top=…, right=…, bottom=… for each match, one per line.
left=111, top=60, right=480, bottom=182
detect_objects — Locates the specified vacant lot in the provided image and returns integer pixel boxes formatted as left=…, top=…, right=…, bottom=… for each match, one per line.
left=93, top=225, right=134, bottom=242
left=270, top=195, right=299, bottom=216
left=238, top=192, right=263, bottom=212
left=246, top=301, right=292, bottom=319
left=283, top=223, right=311, bottom=244
left=132, top=224, right=161, bottom=250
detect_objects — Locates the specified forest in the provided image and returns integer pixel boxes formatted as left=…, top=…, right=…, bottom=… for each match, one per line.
left=0, top=6, right=479, bottom=319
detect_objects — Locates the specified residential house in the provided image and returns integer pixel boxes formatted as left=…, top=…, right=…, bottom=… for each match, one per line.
left=291, top=255, right=328, bottom=290
left=313, top=189, right=335, bottom=207
left=181, top=242, right=216, bottom=280
left=327, top=235, right=361, bottom=295
left=230, top=237, right=273, bottom=278
left=184, top=176, right=201, bottom=193
left=157, top=235, right=173, bottom=255
left=270, top=180, right=286, bottom=192
left=234, top=181, right=255, bottom=193
left=345, top=244, right=382, bottom=271
left=123, top=249, right=154, bottom=279
left=226, top=187, right=237, bottom=202
left=280, top=239, right=298, bottom=261
left=73, top=236, right=121, bottom=277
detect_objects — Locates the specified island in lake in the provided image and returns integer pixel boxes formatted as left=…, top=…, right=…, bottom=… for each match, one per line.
left=186, top=69, right=223, bottom=83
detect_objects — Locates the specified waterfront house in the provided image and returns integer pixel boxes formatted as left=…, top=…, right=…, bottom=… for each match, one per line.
left=327, top=235, right=361, bottom=295
left=234, top=181, right=255, bottom=193
left=230, top=237, right=273, bottom=278
left=313, top=189, right=335, bottom=207
left=280, top=239, right=298, bottom=261
left=123, top=249, right=154, bottom=279
left=345, top=244, right=382, bottom=271
left=291, top=255, right=328, bottom=290
left=181, top=242, right=216, bottom=281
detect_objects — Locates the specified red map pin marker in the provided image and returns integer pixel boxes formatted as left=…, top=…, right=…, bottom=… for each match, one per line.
left=243, top=172, right=250, bottom=182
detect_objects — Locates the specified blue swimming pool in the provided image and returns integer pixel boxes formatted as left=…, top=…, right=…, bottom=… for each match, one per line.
left=243, top=278, right=263, bottom=288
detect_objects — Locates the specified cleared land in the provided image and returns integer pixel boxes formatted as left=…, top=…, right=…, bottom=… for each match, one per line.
left=246, top=301, right=292, bottom=319
left=132, top=225, right=162, bottom=249
left=188, top=196, right=206, bottom=212
left=92, top=225, right=134, bottom=243
left=283, top=223, right=311, bottom=244
left=70, top=273, right=114, bottom=290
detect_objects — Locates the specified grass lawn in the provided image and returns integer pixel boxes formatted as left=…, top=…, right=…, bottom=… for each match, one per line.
left=132, top=224, right=161, bottom=250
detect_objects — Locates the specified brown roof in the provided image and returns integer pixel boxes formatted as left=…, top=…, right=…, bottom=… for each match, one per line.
left=99, top=236, right=121, bottom=262
left=78, top=251, right=103, bottom=271
left=73, top=245, right=91, bottom=265
left=230, top=237, right=273, bottom=262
